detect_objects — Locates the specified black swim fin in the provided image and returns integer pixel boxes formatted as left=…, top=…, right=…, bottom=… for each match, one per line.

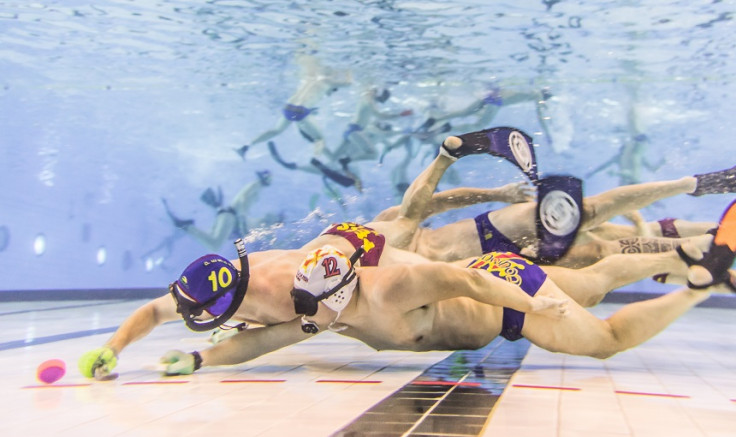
left=690, top=165, right=736, bottom=196
left=235, top=145, right=249, bottom=160
left=161, top=199, right=194, bottom=229
left=200, top=186, right=223, bottom=209
left=310, top=158, right=355, bottom=187
left=268, top=141, right=297, bottom=170
left=677, top=199, right=736, bottom=291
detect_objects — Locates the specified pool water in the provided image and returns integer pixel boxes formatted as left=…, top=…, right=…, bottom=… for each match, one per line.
left=0, top=0, right=734, bottom=292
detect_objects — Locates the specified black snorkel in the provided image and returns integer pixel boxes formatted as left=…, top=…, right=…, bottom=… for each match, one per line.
left=171, top=238, right=250, bottom=332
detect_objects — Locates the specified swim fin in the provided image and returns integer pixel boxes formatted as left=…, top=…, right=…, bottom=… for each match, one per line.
left=690, top=165, right=736, bottom=196
left=200, top=186, right=223, bottom=209
left=310, top=158, right=355, bottom=187
left=677, top=199, right=736, bottom=291
left=235, top=145, right=249, bottom=160
left=441, top=127, right=538, bottom=182
left=268, top=141, right=297, bottom=170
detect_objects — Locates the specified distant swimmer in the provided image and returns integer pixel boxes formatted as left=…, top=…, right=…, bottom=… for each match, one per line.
left=236, top=55, right=352, bottom=160
left=161, top=170, right=277, bottom=252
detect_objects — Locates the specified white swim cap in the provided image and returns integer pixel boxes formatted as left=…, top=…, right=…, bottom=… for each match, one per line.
left=293, top=245, right=358, bottom=314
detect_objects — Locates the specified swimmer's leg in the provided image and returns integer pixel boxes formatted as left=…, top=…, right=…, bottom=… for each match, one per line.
left=297, top=119, right=326, bottom=155
left=184, top=211, right=237, bottom=252
left=578, top=178, right=697, bottom=231
left=379, top=137, right=460, bottom=247
left=161, top=199, right=193, bottom=229
left=543, top=249, right=693, bottom=307
left=237, top=119, right=292, bottom=160
left=251, top=118, right=290, bottom=145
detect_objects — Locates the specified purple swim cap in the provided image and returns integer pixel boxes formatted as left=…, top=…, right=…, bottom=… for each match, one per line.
left=173, top=254, right=239, bottom=316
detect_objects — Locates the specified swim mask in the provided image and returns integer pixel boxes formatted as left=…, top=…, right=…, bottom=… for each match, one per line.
left=169, top=239, right=250, bottom=332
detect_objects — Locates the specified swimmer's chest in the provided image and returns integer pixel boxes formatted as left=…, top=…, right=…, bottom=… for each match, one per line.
left=348, top=303, right=437, bottom=350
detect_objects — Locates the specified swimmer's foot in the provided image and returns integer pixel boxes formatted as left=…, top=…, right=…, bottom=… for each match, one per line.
left=690, top=165, right=736, bottom=196
left=268, top=141, right=297, bottom=170
left=310, top=158, right=356, bottom=188
left=438, top=136, right=462, bottom=161
left=257, top=169, right=272, bottom=186
left=161, top=199, right=194, bottom=229
left=235, top=145, right=249, bottom=160
left=678, top=199, right=736, bottom=291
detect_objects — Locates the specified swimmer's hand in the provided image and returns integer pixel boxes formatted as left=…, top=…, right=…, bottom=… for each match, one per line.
left=160, top=350, right=196, bottom=375
left=499, top=181, right=536, bottom=204
left=530, top=295, right=569, bottom=319
left=78, top=346, right=117, bottom=378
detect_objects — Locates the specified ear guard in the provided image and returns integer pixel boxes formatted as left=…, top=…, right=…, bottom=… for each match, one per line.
left=290, top=246, right=364, bottom=317
left=169, top=239, right=250, bottom=332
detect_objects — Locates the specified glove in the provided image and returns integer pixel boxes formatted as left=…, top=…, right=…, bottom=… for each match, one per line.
left=160, top=350, right=200, bottom=375
left=78, top=346, right=117, bottom=378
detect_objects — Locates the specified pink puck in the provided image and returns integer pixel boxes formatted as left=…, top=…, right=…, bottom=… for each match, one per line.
left=37, top=359, right=66, bottom=384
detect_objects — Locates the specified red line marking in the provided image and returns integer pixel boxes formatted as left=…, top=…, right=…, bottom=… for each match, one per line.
left=22, top=383, right=91, bottom=389
left=220, top=379, right=286, bottom=383
left=512, top=384, right=581, bottom=391
left=122, top=381, right=189, bottom=385
left=316, top=379, right=382, bottom=384
left=615, top=390, right=690, bottom=399
left=411, top=381, right=482, bottom=387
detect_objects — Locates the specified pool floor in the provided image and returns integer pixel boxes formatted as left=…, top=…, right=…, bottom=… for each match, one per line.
left=2, top=299, right=735, bottom=436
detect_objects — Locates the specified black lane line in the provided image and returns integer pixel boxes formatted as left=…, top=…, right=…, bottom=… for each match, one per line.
left=0, top=300, right=130, bottom=317
left=0, top=326, right=120, bottom=352
left=333, top=337, right=531, bottom=437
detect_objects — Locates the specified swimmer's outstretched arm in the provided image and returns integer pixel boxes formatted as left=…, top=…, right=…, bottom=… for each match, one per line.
left=105, top=295, right=180, bottom=353
left=367, top=263, right=567, bottom=318
left=79, top=295, right=179, bottom=378
left=198, top=318, right=315, bottom=367
left=373, top=182, right=535, bottom=222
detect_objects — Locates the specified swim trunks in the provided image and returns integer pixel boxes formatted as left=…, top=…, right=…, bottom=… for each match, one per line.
left=481, top=88, right=503, bottom=106
left=474, top=212, right=523, bottom=254
left=320, top=222, right=386, bottom=267
left=658, top=218, right=681, bottom=238
left=467, top=252, right=548, bottom=341
left=342, top=123, right=363, bottom=140
left=282, top=104, right=316, bottom=122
